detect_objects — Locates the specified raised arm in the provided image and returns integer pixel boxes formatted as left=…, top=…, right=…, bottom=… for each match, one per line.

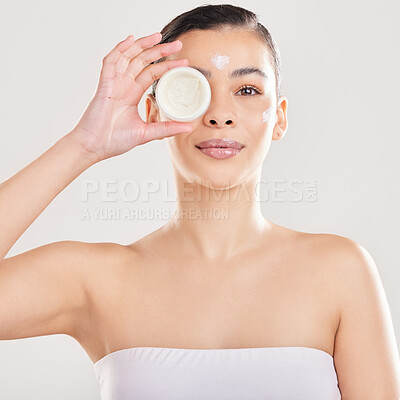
left=0, top=128, right=97, bottom=339
left=0, top=32, right=193, bottom=341
left=0, top=133, right=96, bottom=260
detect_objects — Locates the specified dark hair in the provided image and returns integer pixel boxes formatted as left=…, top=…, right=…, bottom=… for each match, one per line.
left=150, top=4, right=282, bottom=100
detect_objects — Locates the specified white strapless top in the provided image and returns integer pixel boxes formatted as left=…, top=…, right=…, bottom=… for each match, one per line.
left=94, top=346, right=341, bottom=399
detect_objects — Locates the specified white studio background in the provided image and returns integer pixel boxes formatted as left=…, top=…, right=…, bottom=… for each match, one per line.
left=0, top=0, right=399, bottom=398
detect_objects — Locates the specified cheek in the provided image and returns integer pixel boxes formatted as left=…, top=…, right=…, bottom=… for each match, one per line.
left=169, top=132, right=193, bottom=156
left=243, top=105, right=274, bottom=133
left=243, top=106, right=275, bottom=152
left=262, top=106, right=275, bottom=123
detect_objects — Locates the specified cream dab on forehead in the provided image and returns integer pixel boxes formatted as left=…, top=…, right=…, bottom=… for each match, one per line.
left=210, top=53, right=230, bottom=70
left=262, top=106, right=275, bottom=123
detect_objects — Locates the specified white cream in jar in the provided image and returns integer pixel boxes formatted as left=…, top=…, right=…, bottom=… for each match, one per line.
left=155, top=66, right=211, bottom=122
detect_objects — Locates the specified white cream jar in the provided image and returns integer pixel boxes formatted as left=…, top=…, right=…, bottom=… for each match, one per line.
left=155, top=66, right=211, bottom=122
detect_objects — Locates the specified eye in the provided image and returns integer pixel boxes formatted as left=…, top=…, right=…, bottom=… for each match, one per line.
left=236, top=85, right=263, bottom=96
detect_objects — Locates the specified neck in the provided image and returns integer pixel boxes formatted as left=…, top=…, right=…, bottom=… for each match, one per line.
left=163, top=167, right=271, bottom=262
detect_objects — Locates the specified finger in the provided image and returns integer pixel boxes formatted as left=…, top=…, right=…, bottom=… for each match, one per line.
left=141, top=120, right=193, bottom=144
left=115, top=32, right=163, bottom=73
left=125, top=40, right=183, bottom=78
left=103, top=34, right=135, bottom=66
left=134, top=58, right=190, bottom=96
left=123, top=32, right=162, bottom=60
left=99, top=35, right=136, bottom=81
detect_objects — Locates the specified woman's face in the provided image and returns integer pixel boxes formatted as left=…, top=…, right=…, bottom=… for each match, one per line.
left=146, top=29, right=288, bottom=189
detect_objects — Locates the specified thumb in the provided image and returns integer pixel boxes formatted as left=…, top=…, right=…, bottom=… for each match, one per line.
left=141, top=120, right=193, bottom=144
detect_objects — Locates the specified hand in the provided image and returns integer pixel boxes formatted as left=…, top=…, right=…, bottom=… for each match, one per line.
left=71, top=32, right=193, bottom=162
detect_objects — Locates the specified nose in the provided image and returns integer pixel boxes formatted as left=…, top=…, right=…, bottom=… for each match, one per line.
left=202, top=94, right=236, bottom=128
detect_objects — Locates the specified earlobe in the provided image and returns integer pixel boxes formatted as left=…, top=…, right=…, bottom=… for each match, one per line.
left=272, top=128, right=283, bottom=141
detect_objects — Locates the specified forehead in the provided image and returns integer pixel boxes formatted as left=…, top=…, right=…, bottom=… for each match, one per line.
left=166, top=29, right=274, bottom=79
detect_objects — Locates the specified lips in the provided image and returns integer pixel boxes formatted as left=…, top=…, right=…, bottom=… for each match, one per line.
left=195, top=138, right=244, bottom=160
left=195, top=138, right=244, bottom=150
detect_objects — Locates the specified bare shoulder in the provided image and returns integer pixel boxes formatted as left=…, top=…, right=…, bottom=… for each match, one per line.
left=75, top=240, right=139, bottom=298
left=51, top=240, right=136, bottom=314
left=0, top=239, right=134, bottom=343
left=274, top=228, right=371, bottom=314
left=286, top=229, right=382, bottom=306
left=59, top=240, right=135, bottom=287
left=273, top=225, right=364, bottom=271
left=67, top=240, right=138, bottom=342
left=293, top=231, right=400, bottom=398
left=296, top=231, right=385, bottom=305
left=285, top=228, right=368, bottom=271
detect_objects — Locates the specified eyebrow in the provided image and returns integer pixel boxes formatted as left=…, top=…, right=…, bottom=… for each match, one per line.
left=190, top=65, right=268, bottom=80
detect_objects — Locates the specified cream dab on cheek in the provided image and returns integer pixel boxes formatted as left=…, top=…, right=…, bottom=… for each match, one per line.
left=262, top=106, right=275, bottom=123
left=210, top=53, right=230, bottom=70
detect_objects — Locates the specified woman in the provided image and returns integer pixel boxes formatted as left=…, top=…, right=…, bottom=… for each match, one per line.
left=0, top=4, right=399, bottom=399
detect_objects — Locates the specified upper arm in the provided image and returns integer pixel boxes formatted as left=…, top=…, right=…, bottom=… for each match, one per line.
left=332, top=238, right=400, bottom=399
left=0, top=240, right=107, bottom=340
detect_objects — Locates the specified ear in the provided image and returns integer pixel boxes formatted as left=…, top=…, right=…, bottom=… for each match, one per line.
left=145, top=94, right=160, bottom=124
left=272, top=96, right=288, bottom=141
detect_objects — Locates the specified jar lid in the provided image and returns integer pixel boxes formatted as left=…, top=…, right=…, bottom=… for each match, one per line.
left=155, top=66, right=211, bottom=122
